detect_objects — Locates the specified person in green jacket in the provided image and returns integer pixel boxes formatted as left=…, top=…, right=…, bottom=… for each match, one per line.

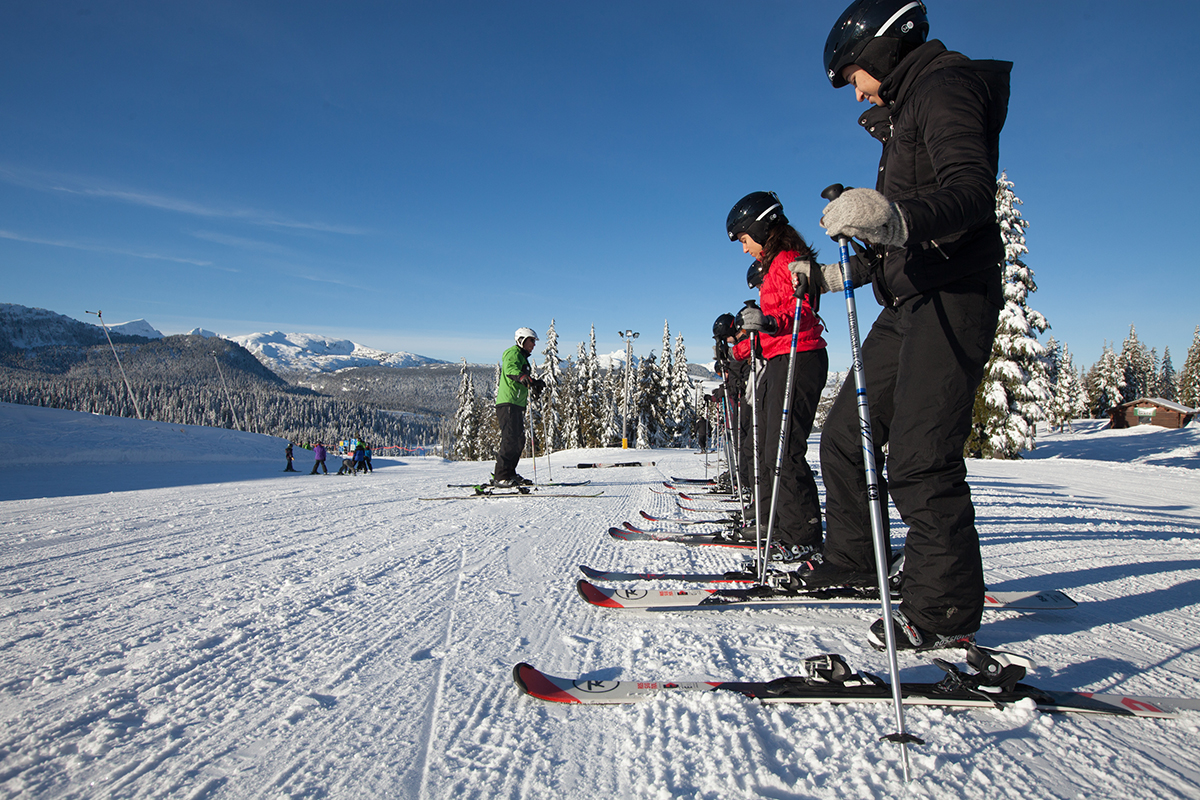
left=493, top=327, right=545, bottom=487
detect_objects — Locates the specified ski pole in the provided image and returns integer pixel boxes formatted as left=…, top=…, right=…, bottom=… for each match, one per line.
left=526, top=391, right=537, bottom=486
left=758, top=279, right=810, bottom=585
left=541, top=401, right=553, bottom=482
left=822, top=183, right=921, bottom=780
left=725, top=371, right=749, bottom=525
left=745, top=328, right=765, bottom=574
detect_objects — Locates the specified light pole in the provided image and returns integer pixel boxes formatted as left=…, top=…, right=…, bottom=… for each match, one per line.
left=618, top=330, right=639, bottom=448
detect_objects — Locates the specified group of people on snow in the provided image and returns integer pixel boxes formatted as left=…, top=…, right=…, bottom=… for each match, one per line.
left=712, top=0, right=1011, bottom=652
left=491, top=1, right=1011, bottom=654
left=284, top=440, right=374, bottom=475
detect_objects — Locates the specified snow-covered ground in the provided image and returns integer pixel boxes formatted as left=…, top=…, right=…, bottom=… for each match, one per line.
left=1, top=402, right=1199, bottom=799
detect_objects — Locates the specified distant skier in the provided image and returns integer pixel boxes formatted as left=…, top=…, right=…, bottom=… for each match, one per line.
left=285, top=443, right=297, bottom=472
left=363, top=442, right=373, bottom=473
left=492, top=327, right=545, bottom=487
left=793, top=0, right=1012, bottom=652
left=695, top=415, right=710, bottom=453
left=724, top=191, right=828, bottom=563
left=353, top=442, right=366, bottom=474
left=311, top=441, right=328, bottom=474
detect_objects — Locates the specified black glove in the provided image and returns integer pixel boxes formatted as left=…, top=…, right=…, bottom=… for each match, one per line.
left=713, top=341, right=731, bottom=364
left=736, top=303, right=778, bottom=335
left=532, top=378, right=546, bottom=393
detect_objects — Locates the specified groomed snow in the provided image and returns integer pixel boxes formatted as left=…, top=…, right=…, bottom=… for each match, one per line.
left=1, top=402, right=1199, bottom=799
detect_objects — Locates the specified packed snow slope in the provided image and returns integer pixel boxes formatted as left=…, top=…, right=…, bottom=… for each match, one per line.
left=1, top=403, right=1199, bottom=799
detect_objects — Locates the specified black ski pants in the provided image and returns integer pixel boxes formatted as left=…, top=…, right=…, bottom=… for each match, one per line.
left=493, top=403, right=526, bottom=480
left=756, top=349, right=828, bottom=548
left=820, top=274, right=1000, bottom=635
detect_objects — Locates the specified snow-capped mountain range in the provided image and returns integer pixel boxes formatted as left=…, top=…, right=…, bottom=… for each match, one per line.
left=225, top=331, right=444, bottom=373
left=0, top=304, right=444, bottom=374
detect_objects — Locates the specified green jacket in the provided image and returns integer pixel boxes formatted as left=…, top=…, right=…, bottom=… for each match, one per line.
left=495, top=345, right=531, bottom=407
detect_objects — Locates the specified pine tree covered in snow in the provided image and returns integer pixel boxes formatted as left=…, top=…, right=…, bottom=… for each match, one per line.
left=538, top=320, right=563, bottom=452
left=450, top=360, right=484, bottom=460
left=1158, top=347, right=1177, bottom=402
left=1179, top=326, right=1200, bottom=409
left=1048, top=346, right=1087, bottom=432
left=1085, top=342, right=1125, bottom=417
left=1043, top=336, right=1061, bottom=387
left=1118, top=325, right=1156, bottom=403
left=966, top=172, right=1051, bottom=458
left=634, top=351, right=667, bottom=448
left=656, top=321, right=676, bottom=443
left=670, top=333, right=696, bottom=446
left=573, top=326, right=604, bottom=448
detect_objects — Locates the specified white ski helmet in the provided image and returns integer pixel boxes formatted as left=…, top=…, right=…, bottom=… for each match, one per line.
left=514, top=327, right=538, bottom=345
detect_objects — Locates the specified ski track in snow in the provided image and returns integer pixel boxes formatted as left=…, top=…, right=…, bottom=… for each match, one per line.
left=1, top=405, right=1199, bottom=798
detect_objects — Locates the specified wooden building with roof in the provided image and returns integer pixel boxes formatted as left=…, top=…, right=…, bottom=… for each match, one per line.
left=1108, top=398, right=1198, bottom=429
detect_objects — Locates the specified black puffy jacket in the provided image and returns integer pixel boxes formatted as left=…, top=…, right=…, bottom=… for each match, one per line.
left=851, top=40, right=1012, bottom=307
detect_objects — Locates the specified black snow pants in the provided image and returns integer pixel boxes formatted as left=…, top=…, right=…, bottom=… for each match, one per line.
left=819, top=273, right=1000, bottom=635
left=756, top=349, right=828, bottom=548
left=493, top=403, right=526, bottom=480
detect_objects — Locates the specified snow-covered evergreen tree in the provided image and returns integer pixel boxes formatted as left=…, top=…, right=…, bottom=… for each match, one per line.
left=1159, top=346, right=1177, bottom=402
left=450, top=360, right=483, bottom=460
left=1118, top=324, right=1156, bottom=403
left=633, top=351, right=667, bottom=447
left=1085, top=342, right=1125, bottom=417
left=1048, top=345, right=1087, bottom=432
left=1179, top=326, right=1200, bottom=409
left=574, top=326, right=604, bottom=447
left=670, top=333, right=696, bottom=447
left=563, top=351, right=582, bottom=450
left=656, top=321, right=676, bottom=443
left=966, top=172, right=1051, bottom=458
left=539, top=320, right=563, bottom=452
left=1042, top=336, right=1061, bottom=385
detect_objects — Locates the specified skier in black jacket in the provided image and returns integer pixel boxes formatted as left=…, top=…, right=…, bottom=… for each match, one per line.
left=793, top=0, right=1012, bottom=651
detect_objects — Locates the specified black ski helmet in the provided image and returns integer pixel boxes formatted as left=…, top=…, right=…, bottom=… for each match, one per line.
left=746, top=260, right=767, bottom=289
left=823, top=0, right=928, bottom=88
left=727, top=191, right=784, bottom=244
left=712, top=313, right=737, bottom=341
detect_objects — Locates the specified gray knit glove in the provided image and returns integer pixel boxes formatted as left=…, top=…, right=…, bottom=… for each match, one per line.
left=821, top=188, right=908, bottom=247
left=787, top=260, right=846, bottom=295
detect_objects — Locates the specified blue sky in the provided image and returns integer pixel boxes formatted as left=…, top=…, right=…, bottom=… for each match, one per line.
left=2, top=1, right=1197, bottom=371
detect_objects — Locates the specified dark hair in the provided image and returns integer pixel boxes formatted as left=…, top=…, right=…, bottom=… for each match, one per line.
left=760, top=218, right=818, bottom=271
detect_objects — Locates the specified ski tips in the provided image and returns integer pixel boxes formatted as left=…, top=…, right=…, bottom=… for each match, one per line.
left=513, top=663, right=581, bottom=704
left=576, top=579, right=623, bottom=608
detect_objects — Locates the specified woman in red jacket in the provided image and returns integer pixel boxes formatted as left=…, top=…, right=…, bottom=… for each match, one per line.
left=726, top=191, right=829, bottom=564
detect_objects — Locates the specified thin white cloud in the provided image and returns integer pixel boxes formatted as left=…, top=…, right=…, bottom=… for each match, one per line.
left=0, top=164, right=366, bottom=235
left=0, top=228, right=221, bottom=268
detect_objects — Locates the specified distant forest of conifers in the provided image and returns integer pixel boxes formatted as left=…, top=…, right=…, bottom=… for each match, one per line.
left=0, top=334, right=494, bottom=450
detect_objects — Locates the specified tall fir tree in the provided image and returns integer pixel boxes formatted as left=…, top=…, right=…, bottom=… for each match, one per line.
left=1118, top=324, right=1156, bottom=403
left=450, top=359, right=483, bottom=460
left=574, top=326, right=604, bottom=447
left=671, top=333, right=697, bottom=447
left=1048, top=345, right=1087, bottom=432
left=1158, top=346, right=1177, bottom=402
left=657, top=321, right=676, bottom=443
left=1085, top=342, right=1125, bottom=417
left=966, top=172, right=1051, bottom=458
left=539, top=320, right=563, bottom=452
left=1179, top=325, right=1200, bottom=409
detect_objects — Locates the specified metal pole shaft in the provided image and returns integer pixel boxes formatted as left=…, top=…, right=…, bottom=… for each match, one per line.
left=760, top=294, right=805, bottom=585
left=746, top=334, right=764, bottom=574
left=835, top=234, right=913, bottom=781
